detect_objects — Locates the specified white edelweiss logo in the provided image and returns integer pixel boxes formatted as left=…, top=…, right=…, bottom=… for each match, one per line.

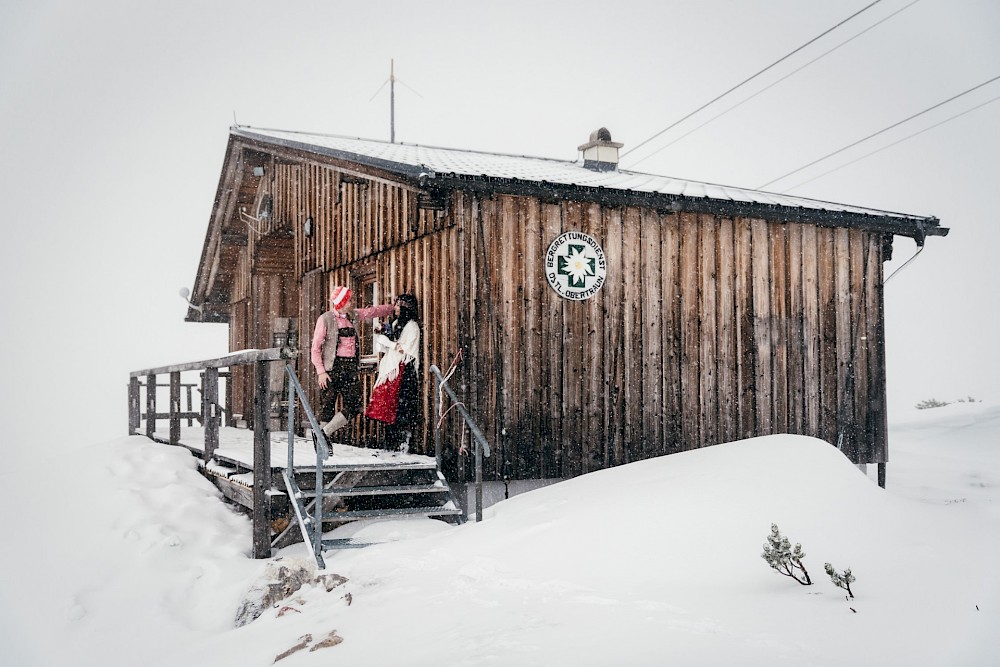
left=545, top=231, right=607, bottom=301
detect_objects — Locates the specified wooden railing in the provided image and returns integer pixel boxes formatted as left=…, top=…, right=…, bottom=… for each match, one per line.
left=128, top=347, right=296, bottom=558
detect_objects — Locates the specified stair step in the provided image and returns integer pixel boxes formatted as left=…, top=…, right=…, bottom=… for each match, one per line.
left=298, top=484, right=450, bottom=498
left=317, top=461, right=439, bottom=472
left=317, top=506, right=463, bottom=521
left=320, top=538, right=376, bottom=550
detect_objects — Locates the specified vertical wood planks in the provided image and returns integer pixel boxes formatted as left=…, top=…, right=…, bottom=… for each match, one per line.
left=849, top=229, right=869, bottom=459
left=522, top=198, right=543, bottom=477
left=604, top=207, right=625, bottom=466
left=678, top=212, right=701, bottom=450
left=542, top=202, right=565, bottom=476
left=734, top=218, right=755, bottom=440
left=715, top=217, right=737, bottom=445
left=499, top=195, right=520, bottom=476
left=249, top=153, right=899, bottom=478
left=640, top=208, right=663, bottom=458
left=833, top=227, right=853, bottom=453
left=660, top=212, right=682, bottom=453
left=561, top=201, right=585, bottom=477
left=868, top=234, right=888, bottom=462
left=816, top=227, right=837, bottom=445
left=698, top=214, right=718, bottom=447
left=584, top=202, right=606, bottom=471
left=786, top=223, right=805, bottom=435
left=622, top=207, right=643, bottom=461
left=750, top=219, right=773, bottom=434
left=769, top=224, right=788, bottom=434
left=801, top=224, right=821, bottom=437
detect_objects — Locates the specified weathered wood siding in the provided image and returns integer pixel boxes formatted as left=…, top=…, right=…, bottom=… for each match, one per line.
left=242, top=158, right=458, bottom=453
left=292, top=163, right=446, bottom=277
left=221, top=145, right=888, bottom=480
left=459, top=192, right=888, bottom=481
left=225, top=162, right=301, bottom=423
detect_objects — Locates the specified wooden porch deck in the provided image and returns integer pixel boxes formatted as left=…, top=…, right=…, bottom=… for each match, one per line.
left=147, top=425, right=436, bottom=472
left=130, top=349, right=469, bottom=560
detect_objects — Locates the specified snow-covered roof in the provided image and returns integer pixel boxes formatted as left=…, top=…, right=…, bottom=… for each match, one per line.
left=232, top=126, right=942, bottom=231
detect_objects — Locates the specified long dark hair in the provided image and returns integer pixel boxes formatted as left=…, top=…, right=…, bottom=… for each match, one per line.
left=385, top=293, right=420, bottom=341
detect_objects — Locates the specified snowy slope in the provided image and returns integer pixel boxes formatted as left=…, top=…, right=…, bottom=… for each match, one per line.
left=1, top=403, right=998, bottom=666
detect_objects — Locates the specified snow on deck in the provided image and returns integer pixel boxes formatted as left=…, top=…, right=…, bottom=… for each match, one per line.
left=147, top=426, right=436, bottom=470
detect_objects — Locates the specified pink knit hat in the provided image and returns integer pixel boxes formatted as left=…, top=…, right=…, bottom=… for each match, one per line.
left=330, top=286, right=352, bottom=312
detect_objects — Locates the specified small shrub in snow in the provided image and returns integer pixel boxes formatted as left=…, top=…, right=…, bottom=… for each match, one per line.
left=761, top=523, right=812, bottom=585
left=824, top=563, right=856, bottom=598
left=915, top=398, right=950, bottom=410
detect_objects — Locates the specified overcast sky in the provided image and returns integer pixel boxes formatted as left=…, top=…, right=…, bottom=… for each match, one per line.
left=1, top=0, right=997, bottom=469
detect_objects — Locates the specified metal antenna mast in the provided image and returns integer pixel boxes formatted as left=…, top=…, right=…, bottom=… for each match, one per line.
left=369, top=59, right=422, bottom=143
left=390, top=58, right=395, bottom=143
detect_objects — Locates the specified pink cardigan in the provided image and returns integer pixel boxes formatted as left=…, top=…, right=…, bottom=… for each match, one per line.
left=311, top=304, right=394, bottom=375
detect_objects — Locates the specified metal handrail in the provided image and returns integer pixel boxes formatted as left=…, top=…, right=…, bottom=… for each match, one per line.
left=430, top=364, right=491, bottom=522
left=282, top=363, right=331, bottom=568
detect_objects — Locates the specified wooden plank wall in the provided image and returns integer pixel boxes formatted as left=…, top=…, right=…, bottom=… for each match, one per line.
left=228, top=299, right=251, bottom=423
left=293, top=163, right=447, bottom=277
left=460, top=192, right=889, bottom=481
left=225, top=158, right=451, bottom=441
left=312, top=226, right=460, bottom=454
left=226, top=154, right=888, bottom=479
left=246, top=159, right=457, bottom=454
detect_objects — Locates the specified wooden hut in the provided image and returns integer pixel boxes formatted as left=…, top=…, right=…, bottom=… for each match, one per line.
left=187, top=125, right=947, bottom=486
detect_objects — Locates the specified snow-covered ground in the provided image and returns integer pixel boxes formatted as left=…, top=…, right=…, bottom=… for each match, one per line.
left=1, top=402, right=997, bottom=666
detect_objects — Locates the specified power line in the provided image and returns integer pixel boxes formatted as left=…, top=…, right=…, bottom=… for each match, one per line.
left=626, top=0, right=922, bottom=169
left=884, top=245, right=923, bottom=284
left=780, top=93, right=1000, bottom=192
left=620, top=0, right=886, bottom=161
left=758, top=73, right=1000, bottom=189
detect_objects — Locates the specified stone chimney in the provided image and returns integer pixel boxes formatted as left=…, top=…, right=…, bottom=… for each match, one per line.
left=578, top=127, right=623, bottom=171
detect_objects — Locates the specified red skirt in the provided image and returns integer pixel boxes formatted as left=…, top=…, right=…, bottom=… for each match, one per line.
left=365, top=362, right=405, bottom=424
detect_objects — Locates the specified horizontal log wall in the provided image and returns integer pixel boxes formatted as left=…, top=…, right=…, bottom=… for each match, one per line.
left=460, top=192, right=887, bottom=481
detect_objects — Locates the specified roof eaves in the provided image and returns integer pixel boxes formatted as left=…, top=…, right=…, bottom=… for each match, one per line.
left=429, top=172, right=946, bottom=241
left=231, top=127, right=427, bottom=182
left=229, top=127, right=947, bottom=242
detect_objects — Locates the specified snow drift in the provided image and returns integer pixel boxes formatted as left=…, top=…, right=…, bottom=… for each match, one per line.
left=1, top=404, right=998, bottom=666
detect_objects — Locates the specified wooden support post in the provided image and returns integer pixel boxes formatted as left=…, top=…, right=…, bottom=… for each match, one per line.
left=204, top=367, right=220, bottom=462
left=128, top=377, right=140, bottom=435
left=146, top=373, right=156, bottom=439
left=878, top=462, right=886, bottom=489
left=224, top=371, right=235, bottom=427
left=169, top=371, right=181, bottom=445
left=252, top=360, right=271, bottom=559
left=185, top=385, right=195, bottom=426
